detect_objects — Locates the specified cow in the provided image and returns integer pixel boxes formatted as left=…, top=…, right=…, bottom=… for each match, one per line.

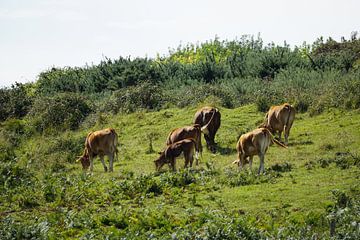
left=77, top=128, right=118, bottom=172
left=166, top=124, right=202, bottom=165
left=193, top=107, right=221, bottom=153
left=154, top=138, right=197, bottom=171
left=233, top=127, right=287, bottom=174
left=259, top=103, right=295, bottom=145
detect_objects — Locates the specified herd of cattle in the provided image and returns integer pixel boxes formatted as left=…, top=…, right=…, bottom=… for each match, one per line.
left=77, top=103, right=296, bottom=174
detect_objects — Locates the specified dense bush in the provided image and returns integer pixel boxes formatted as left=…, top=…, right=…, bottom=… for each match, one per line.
left=35, top=57, right=163, bottom=95
left=28, top=93, right=92, bottom=132
left=1, top=34, right=359, bottom=123
left=0, top=83, right=33, bottom=121
left=99, top=81, right=166, bottom=114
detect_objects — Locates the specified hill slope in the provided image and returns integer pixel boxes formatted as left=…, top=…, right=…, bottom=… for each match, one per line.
left=1, top=105, right=359, bottom=239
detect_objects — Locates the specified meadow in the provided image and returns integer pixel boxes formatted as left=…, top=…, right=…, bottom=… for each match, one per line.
left=1, top=104, right=359, bottom=239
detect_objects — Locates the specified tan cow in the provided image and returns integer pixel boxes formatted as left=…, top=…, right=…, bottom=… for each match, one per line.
left=260, top=103, right=295, bottom=145
left=154, top=138, right=196, bottom=171
left=77, top=128, right=118, bottom=172
left=193, top=107, right=221, bottom=153
left=233, top=128, right=287, bottom=174
left=166, top=124, right=202, bottom=165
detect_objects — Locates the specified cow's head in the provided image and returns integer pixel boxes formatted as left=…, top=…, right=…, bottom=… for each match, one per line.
left=154, top=147, right=173, bottom=171
left=154, top=151, right=167, bottom=171
left=77, top=154, right=90, bottom=170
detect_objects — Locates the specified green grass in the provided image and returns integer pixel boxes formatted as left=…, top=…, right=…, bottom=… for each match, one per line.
left=1, top=105, right=359, bottom=239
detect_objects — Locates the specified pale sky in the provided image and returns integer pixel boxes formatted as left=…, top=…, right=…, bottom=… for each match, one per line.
left=0, top=0, right=359, bottom=87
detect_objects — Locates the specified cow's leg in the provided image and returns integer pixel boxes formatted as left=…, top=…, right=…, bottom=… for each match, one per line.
left=258, top=153, right=265, bottom=174
left=189, top=151, right=194, bottom=167
left=184, top=154, right=190, bottom=168
left=284, top=124, right=293, bottom=145
left=278, top=130, right=282, bottom=142
left=171, top=158, right=176, bottom=171
left=249, top=156, right=253, bottom=172
left=99, top=155, right=108, bottom=172
left=89, top=156, right=94, bottom=172
left=209, top=133, right=216, bottom=153
left=109, top=153, right=114, bottom=172
left=204, top=134, right=211, bottom=150
left=239, top=154, right=245, bottom=170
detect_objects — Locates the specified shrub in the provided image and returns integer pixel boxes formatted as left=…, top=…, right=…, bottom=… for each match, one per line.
left=28, top=93, right=91, bottom=132
left=49, top=132, right=84, bottom=163
left=0, top=83, right=33, bottom=122
left=0, top=217, right=50, bottom=240
left=0, top=139, right=16, bottom=162
left=0, top=161, right=34, bottom=190
left=100, top=81, right=166, bottom=114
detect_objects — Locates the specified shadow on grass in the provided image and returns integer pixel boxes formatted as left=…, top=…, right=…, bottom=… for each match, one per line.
left=288, top=140, right=314, bottom=146
left=215, top=145, right=237, bottom=155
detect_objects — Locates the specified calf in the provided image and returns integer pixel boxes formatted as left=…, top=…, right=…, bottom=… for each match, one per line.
left=154, top=138, right=196, bottom=171
left=166, top=124, right=202, bottom=165
left=77, top=128, right=118, bottom=172
left=233, top=128, right=286, bottom=174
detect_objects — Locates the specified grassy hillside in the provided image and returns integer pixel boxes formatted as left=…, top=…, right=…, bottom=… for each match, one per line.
left=1, top=104, right=359, bottom=239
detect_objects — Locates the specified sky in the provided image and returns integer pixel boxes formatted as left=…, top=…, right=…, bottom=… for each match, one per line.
left=0, top=0, right=359, bottom=87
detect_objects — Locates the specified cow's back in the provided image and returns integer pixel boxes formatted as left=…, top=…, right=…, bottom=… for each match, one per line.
left=87, top=128, right=117, bottom=155
left=237, top=128, right=271, bottom=156
left=267, top=103, right=294, bottom=131
left=167, top=125, right=200, bottom=145
left=194, top=107, right=221, bottom=133
left=194, top=107, right=216, bottom=126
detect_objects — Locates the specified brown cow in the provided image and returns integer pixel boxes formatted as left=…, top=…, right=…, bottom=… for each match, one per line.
left=166, top=124, right=202, bottom=165
left=260, top=103, right=295, bottom=145
left=154, top=138, right=196, bottom=171
left=193, top=107, right=221, bottom=153
left=233, top=128, right=287, bottom=174
left=77, top=128, right=118, bottom=172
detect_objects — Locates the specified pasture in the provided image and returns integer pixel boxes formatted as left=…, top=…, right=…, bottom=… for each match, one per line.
left=1, top=104, right=359, bottom=239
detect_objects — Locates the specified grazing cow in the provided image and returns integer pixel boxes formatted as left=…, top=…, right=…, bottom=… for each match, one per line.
left=233, top=128, right=287, bottom=174
left=193, top=107, right=221, bottom=153
left=77, top=128, right=118, bottom=172
left=166, top=124, right=202, bottom=165
left=260, top=103, right=295, bottom=145
left=154, top=138, right=197, bottom=171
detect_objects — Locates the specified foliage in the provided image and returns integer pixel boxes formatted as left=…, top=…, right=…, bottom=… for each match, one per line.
left=99, top=81, right=166, bottom=114
left=35, top=57, right=162, bottom=95
left=28, top=93, right=92, bottom=132
left=0, top=83, right=33, bottom=121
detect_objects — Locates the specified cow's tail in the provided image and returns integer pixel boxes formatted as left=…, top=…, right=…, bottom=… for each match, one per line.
left=284, top=103, right=294, bottom=130
left=272, top=138, right=288, bottom=148
left=193, top=124, right=203, bottom=159
left=110, top=128, right=119, bottom=161
left=261, top=128, right=287, bottom=149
